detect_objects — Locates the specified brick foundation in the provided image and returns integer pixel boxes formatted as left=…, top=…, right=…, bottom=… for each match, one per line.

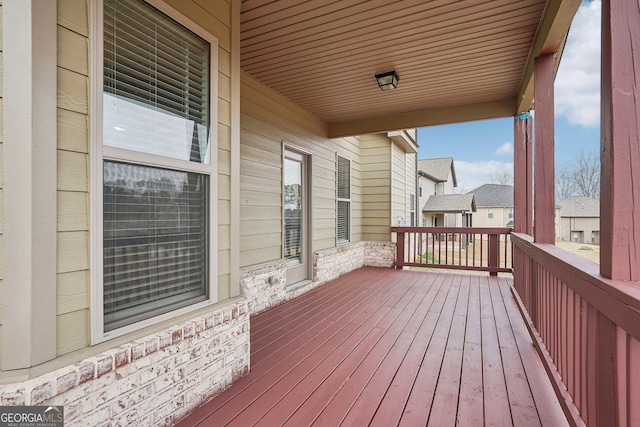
left=0, top=301, right=250, bottom=426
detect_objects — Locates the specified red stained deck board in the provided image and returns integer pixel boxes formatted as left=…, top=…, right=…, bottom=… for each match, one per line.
left=251, top=270, right=395, bottom=364
left=498, top=278, right=569, bottom=427
left=184, top=269, right=397, bottom=425
left=221, top=271, right=421, bottom=426
left=399, top=273, right=461, bottom=426
left=340, top=274, right=448, bottom=427
left=176, top=268, right=568, bottom=427
left=479, top=276, right=513, bottom=426
left=456, top=276, right=484, bottom=425
left=368, top=276, right=450, bottom=427
left=251, top=269, right=387, bottom=348
left=270, top=273, right=427, bottom=426
left=489, top=275, right=541, bottom=426
left=311, top=273, right=444, bottom=426
left=427, top=274, right=470, bottom=426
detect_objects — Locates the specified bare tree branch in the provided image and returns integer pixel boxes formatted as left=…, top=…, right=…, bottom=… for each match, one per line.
left=555, top=166, right=576, bottom=201
left=491, top=170, right=513, bottom=185
left=555, top=149, right=600, bottom=201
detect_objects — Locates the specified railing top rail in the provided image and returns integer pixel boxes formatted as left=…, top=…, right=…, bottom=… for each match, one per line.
left=391, top=226, right=512, bottom=234
left=511, top=232, right=640, bottom=342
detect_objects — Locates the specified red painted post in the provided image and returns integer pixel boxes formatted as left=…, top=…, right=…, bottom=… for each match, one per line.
left=534, top=53, right=556, bottom=245
left=396, top=231, right=405, bottom=269
left=514, top=113, right=533, bottom=235
left=488, top=233, right=498, bottom=276
left=600, top=0, right=640, bottom=281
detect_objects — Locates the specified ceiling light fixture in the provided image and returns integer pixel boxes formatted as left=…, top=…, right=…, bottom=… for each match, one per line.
left=375, top=71, right=399, bottom=91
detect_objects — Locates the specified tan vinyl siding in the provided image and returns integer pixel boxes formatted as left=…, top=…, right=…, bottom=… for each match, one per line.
left=239, top=73, right=362, bottom=268
left=391, top=143, right=407, bottom=226
left=361, top=134, right=391, bottom=241
left=406, top=153, right=417, bottom=225
left=54, top=0, right=234, bottom=355
left=56, top=0, right=90, bottom=355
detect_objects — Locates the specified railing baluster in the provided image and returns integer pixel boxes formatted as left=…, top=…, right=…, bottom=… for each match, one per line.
left=390, top=227, right=513, bottom=274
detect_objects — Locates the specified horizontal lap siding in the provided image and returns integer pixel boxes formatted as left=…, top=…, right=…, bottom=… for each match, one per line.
left=361, top=134, right=391, bottom=241
left=392, top=143, right=406, bottom=225
left=54, top=0, right=233, bottom=354
left=57, top=0, right=90, bottom=355
left=239, top=73, right=362, bottom=267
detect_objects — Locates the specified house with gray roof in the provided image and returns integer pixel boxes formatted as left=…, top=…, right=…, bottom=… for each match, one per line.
left=469, top=184, right=561, bottom=237
left=467, top=184, right=515, bottom=227
left=557, top=196, right=600, bottom=244
left=418, top=157, right=475, bottom=227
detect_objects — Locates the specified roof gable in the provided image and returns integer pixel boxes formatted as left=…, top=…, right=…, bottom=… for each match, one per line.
left=467, top=184, right=514, bottom=207
left=417, top=157, right=457, bottom=186
left=422, top=194, right=476, bottom=213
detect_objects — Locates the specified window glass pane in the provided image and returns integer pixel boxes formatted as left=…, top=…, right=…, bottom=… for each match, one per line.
left=337, top=156, right=351, bottom=242
left=337, top=200, right=350, bottom=242
left=103, top=161, right=208, bottom=331
left=284, top=158, right=303, bottom=264
left=337, top=156, right=350, bottom=199
left=103, top=0, right=210, bottom=163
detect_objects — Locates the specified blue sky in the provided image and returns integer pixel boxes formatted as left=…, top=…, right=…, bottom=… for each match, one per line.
left=417, top=0, right=601, bottom=192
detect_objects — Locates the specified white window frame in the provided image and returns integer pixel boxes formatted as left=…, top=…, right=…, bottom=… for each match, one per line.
left=90, top=0, right=219, bottom=343
left=336, top=155, right=351, bottom=244
left=488, top=208, right=494, bottom=219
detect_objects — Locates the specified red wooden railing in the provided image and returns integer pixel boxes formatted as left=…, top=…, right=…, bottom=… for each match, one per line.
left=391, top=227, right=512, bottom=275
left=512, top=233, right=640, bottom=427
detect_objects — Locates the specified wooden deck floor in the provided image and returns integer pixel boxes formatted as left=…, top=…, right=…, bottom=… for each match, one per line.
left=178, top=267, right=568, bottom=426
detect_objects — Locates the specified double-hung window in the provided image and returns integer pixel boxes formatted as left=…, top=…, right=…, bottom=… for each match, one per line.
left=336, top=156, right=351, bottom=244
left=93, top=0, right=217, bottom=340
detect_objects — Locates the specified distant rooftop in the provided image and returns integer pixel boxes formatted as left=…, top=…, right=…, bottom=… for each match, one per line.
left=417, top=157, right=457, bottom=187
left=557, top=196, right=600, bottom=218
left=422, top=194, right=476, bottom=213
left=467, top=184, right=513, bottom=207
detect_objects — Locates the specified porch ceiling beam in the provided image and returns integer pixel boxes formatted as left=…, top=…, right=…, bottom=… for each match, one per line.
left=516, top=0, right=582, bottom=113
left=327, top=97, right=516, bottom=138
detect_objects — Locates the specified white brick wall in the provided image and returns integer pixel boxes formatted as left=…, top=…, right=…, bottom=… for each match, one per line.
left=0, top=301, right=250, bottom=426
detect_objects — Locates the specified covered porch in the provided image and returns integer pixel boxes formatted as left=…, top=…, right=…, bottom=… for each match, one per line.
left=179, top=267, right=567, bottom=426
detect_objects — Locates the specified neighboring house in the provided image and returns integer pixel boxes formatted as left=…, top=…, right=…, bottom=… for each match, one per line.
left=417, top=157, right=470, bottom=226
left=421, top=194, right=476, bottom=228
left=468, top=184, right=515, bottom=228
left=470, top=183, right=561, bottom=238
left=557, top=196, right=600, bottom=244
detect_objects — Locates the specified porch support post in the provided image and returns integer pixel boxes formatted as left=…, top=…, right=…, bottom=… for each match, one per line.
left=533, top=53, right=556, bottom=244
left=514, top=112, right=533, bottom=235
left=2, top=0, right=58, bottom=369
left=600, top=0, right=640, bottom=281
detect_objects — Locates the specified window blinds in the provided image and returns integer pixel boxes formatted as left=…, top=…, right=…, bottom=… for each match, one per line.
left=337, top=156, right=351, bottom=242
left=102, top=0, right=211, bottom=331
left=103, top=162, right=209, bottom=331
left=103, top=0, right=210, bottom=163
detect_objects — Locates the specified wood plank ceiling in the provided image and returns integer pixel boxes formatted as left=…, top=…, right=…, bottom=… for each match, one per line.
left=240, top=0, right=580, bottom=137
